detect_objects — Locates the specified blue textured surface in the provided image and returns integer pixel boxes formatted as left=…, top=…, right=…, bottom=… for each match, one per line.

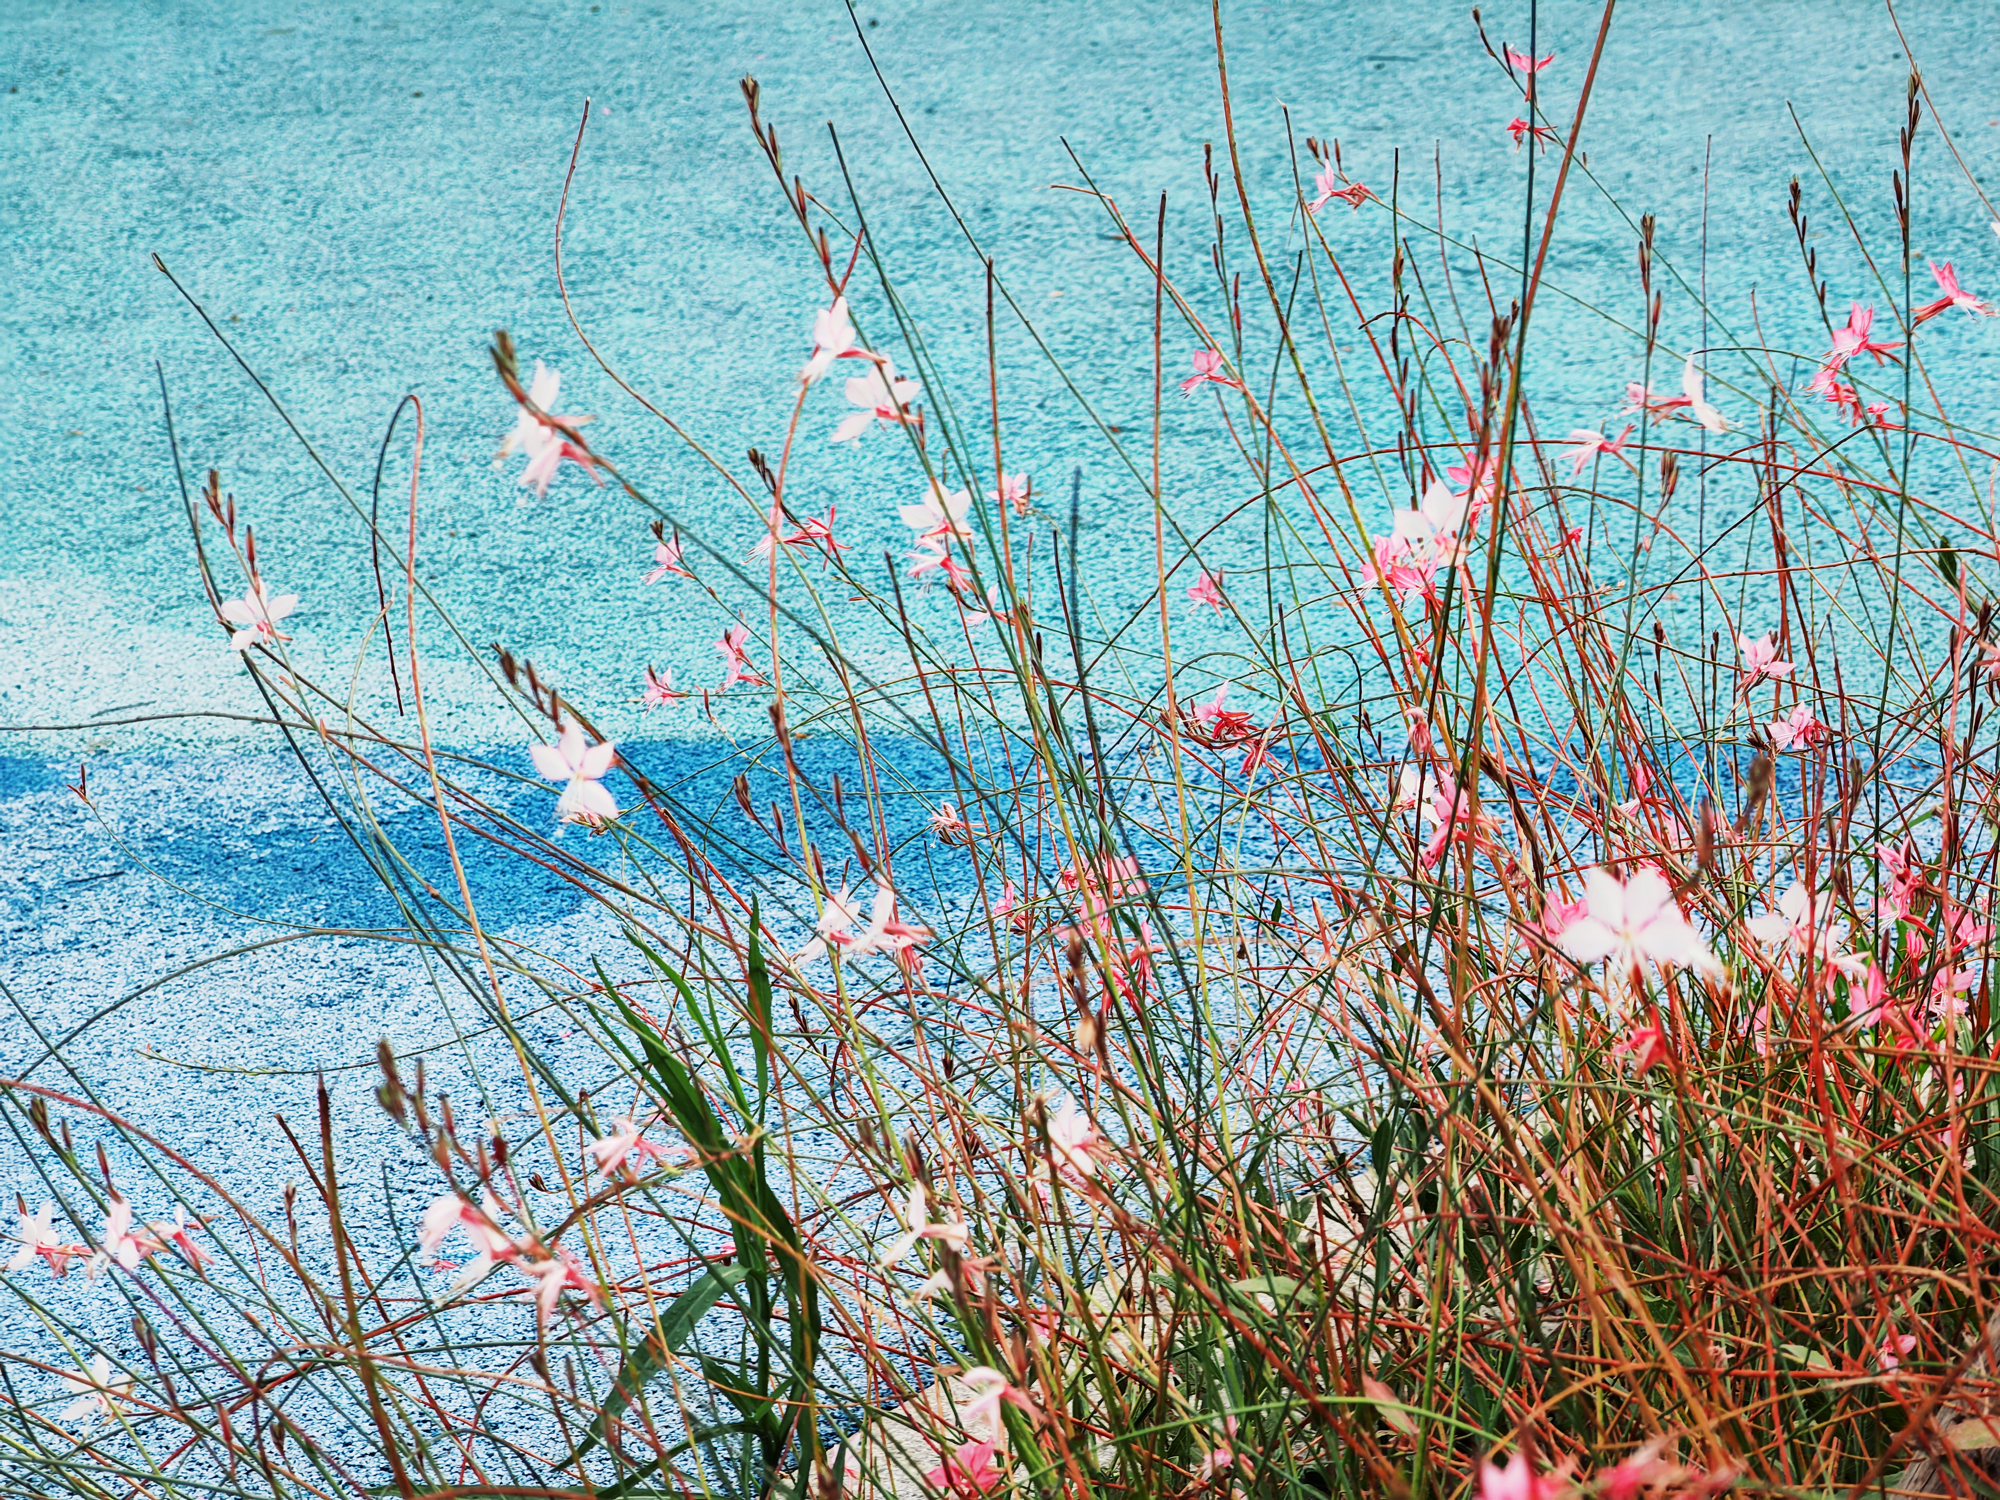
left=7, top=0, right=2000, bottom=1198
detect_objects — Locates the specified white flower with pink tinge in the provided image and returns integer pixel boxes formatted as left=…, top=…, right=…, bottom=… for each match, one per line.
left=1557, top=867, right=1719, bottom=977
left=496, top=360, right=602, bottom=498
left=899, top=480, right=974, bottom=545
left=419, top=1189, right=523, bottom=1297
left=877, top=1180, right=972, bottom=1267
left=1043, top=1095, right=1106, bottom=1181
left=1745, top=879, right=1843, bottom=959
left=221, top=579, right=298, bottom=651
left=832, top=360, right=919, bottom=443
left=585, top=1118, right=689, bottom=1178
left=800, top=296, right=860, bottom=384
left=530, top=724, right=619, bottom=825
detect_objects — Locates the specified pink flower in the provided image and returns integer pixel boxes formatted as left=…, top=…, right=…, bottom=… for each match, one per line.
left=1180, top=347, right=1244, bottom=395
left=960, top=583, right=1006, bottom=624
left=1595, top=1440, right=1688, bottom=1500
left=496, top=361, right=603, bottom=497
left=1914, top=261, right=1996, bottom=325
left=1560, top=425, right=1636, bottom=477
left=1878, top=1331, right=1918, bottom=1371
left=831, top=359, right=920, bottom=443
left=1506, top=44, right=1555, bottom=73
left=1391, top=477, right=1477, bottom=560
left=1825, top=303, right=1902, bottom=369
left=640, top=665, right=687, bottom=708
left=900, top=480, right=974, bottom=546
left=930, top=800, right=970, bottom=843
left=524, top=1248, right=602, bottom=1332
left=715, top=623, right=769, bottom=690
left=1189, top=685, right=1258, bottom=746
left=751, top=503, right=849, bottom=564
left=1613, top=1022, right=1672, bottom=1076
left=1521, top=894, right=1590, bottom=948
left=1307, top=166, right=1373, bottom=213
left=419, top=1190, right=523, bottom=1296
left=1195, top=1417, right=1241, bottom=1483
left=1419, top=779, right=1492, bottom=868
left=1478, top=1451, right=1568, bottom=1500
left=1877, top=837, right=1924, bottom=922
left=1558, top=867, right=1719, bottom=977
left=847, top=886, right=930, bottom=971
left=925, top=1439, right=1002, bottom=1497
left=1365, top=535, right=1440, bottom=610
left=144, top=1206, right=211, bottom=1269
left=1768, top=704, right=1828, bottom=751
left=220, top=579, right=299, bottom=651
left=908, top=539, right=975, bottom=590
left=1044, top=1095, right=1106, bottom=1181
left=1506, top=117, right=1558, bottom=150
left=1620, top=380, right=1692, bottom=419
left=585, top=1118, right=689, bottom=1178
left=1187, top=570, right=1226, bottom=614
left=992, top=470, right=1033, bottom=516
left=643, top=533, right=693, bottom=583
left=1735, top=631, right=1793, bottom=684
left=529, top=723, right=619, bottom=825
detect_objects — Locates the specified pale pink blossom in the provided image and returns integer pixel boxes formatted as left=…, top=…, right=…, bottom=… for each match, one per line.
left=1735, top=631, right=1793, bottom=684
left=992, top=470, right=1033, bottom=516
left=1768, top=704, right=1828, bottom=751
left=530, top=723, right=619, bottom=825
left=1195, top=1417, right=1240, bottom=1483
left=1307, top=166, right=1372, bottom=214
left=908, top=538, right=975, bottom=590
left=143, top=1206, right=211, bottom=1269
left=1914, top=261, right=1996, bottom=325
left=585, top=1118, right=688, bottom=1178
left=1558, top=867, right=1718, bottom=976
left=1390, top=478, right=1476, bottom=561
left=1620, top=380, right=1692, bottom=419
left=959, top=1365, right=1040, bottom=1431
left=960, top=583, right=1006, bottom=624
left=640, top=665, right=687, bottom=708
left=831, top=360, right=919, bottom=443
left=1560, top=425, right=1636, bottom=477
left=1044, top=1095, right=1106, bottom=1181
left=419, top=1190, right=522, bottom=1297
left=91, top=1194, right=159, bottom=1277
left=1506, top=44, right=1555, bottom=73
left=846, top=886, right=930, bottom=970
left=1824, top=303, right=1902, bottom=372
left=1187, top=570, right=1226, bottom=614
left=715, top=623, right=769, bottom=690
left=925, top=1438, right=1002, bottom=1497
left=221, top=579, right=298, bottom=651
left=643, top=533, right=693, bottom=583
left=1180, top=347, right=1243, bottom=395
left=58, top=1354, right=132, bottom=1429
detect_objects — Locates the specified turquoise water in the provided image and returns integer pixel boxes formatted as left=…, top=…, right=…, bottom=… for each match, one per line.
left=6, top=0, right=2000, bottom=1190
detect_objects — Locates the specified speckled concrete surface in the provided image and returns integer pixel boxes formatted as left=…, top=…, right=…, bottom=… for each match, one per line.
left=6, top=0, right=2000, bottom=1218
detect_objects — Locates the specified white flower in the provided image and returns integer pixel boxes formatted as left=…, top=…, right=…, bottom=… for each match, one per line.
left=220, top=579, right=298, bottom=651
left=1744, top=880, right=1843, bottom=958
left=529, top=723, right=619, bottom=825
left=1557, top=867, right=1718, bottom=976
left=58, top=1354, right=131, bottom=1428
left=897, top=480, right=974, bottom=544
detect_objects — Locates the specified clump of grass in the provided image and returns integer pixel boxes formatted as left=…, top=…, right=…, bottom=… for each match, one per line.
left=9, top=5, right=2000, bottom=1498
